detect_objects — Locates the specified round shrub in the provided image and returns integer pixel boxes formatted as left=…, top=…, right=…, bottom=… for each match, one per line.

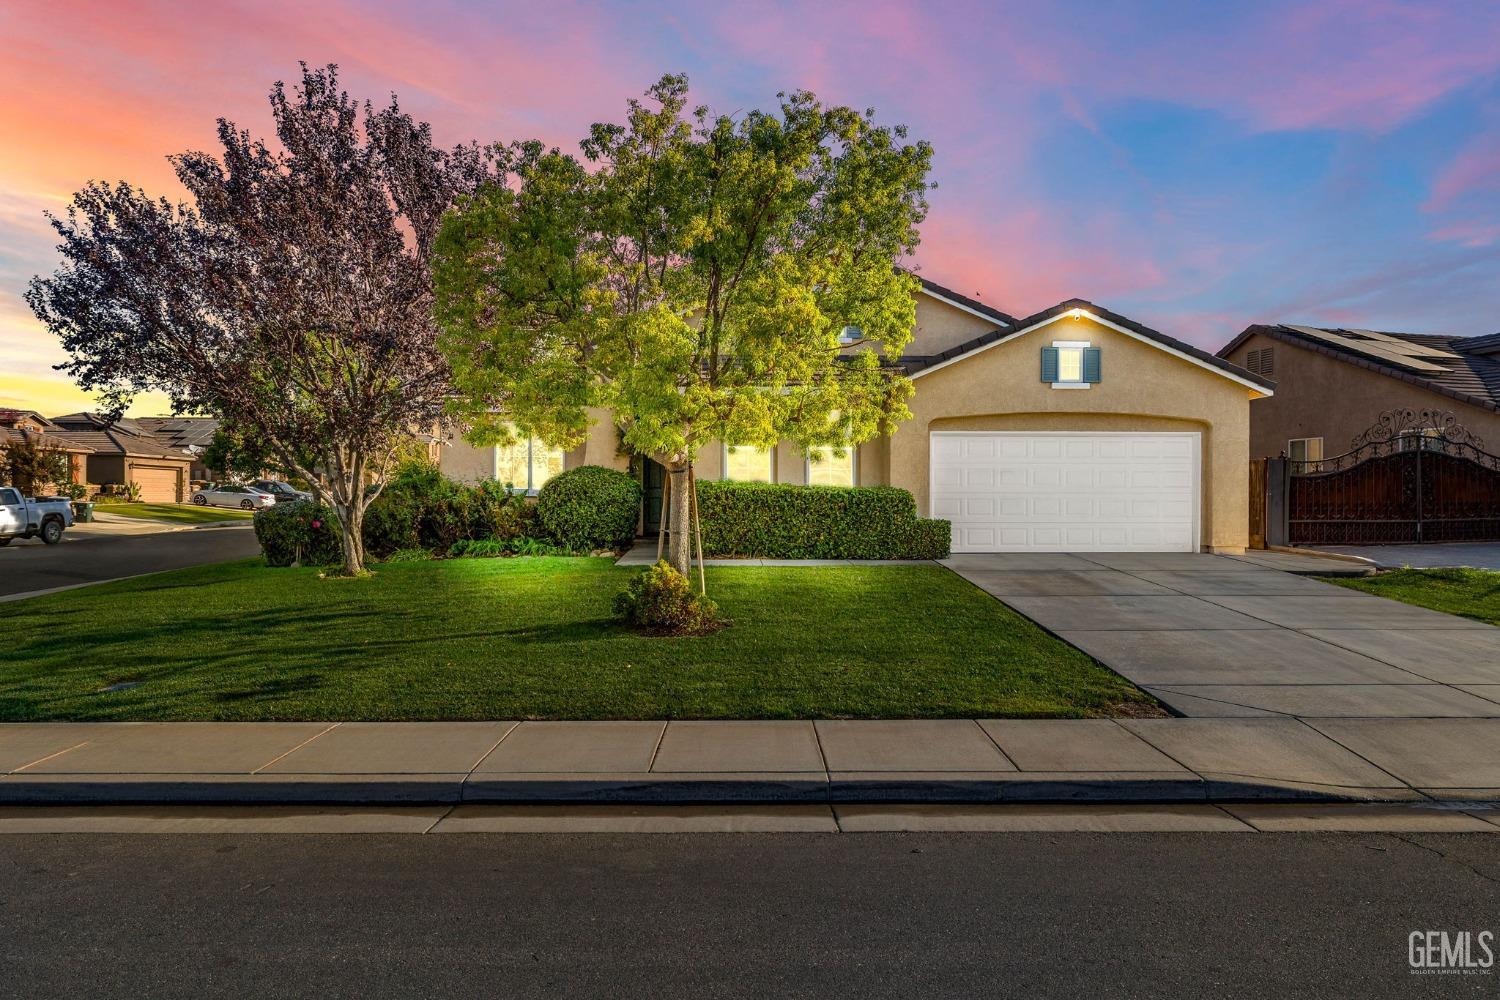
left=613, top=561, right=726, bottom=636
left=536, top=465, right=642, bottom=552
left=253, top=500, right=342, bottom=567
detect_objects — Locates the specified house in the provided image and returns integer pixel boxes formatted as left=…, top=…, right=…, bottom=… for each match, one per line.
left=440, top=277, right=1273, bottom=553
left=46, top=412, right=196, bottom=503
left=1217, top=324, right=1500, bottom=462
left=0, top=410, right=95, bottom=492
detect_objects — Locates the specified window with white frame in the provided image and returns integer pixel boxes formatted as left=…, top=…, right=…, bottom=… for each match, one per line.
left=1287, top=437, right=1323, bottom=463
left=806, top=444, right=856, bottom=486
left=1042, top=341, right=1101, bottom=388
left=493, top=430, right=565, bottom=493
left=722, top=444, right=773, bottom=482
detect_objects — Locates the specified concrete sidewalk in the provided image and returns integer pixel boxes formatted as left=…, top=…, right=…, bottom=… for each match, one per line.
left=3, top=717, right=1497, bottom=805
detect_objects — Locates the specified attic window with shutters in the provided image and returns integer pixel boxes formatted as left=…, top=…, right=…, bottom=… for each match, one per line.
left=1041, top=341, right=1100, bottom=389
left=1246, top=346, right=1274, bottom=377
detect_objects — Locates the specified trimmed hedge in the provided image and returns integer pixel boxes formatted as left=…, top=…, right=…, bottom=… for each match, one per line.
left=253, top=500, right=343, bottom=567
left=536, top=465, right=642, bottom=552
left=363, top=463, right=537, bottom=558
left=695, top=481, right=950, bottom=560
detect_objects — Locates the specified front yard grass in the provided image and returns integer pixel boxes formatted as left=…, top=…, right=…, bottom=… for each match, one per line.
left=1321, top=567, right=1500, bottom=627
left=0, top=557, right=1156, bottom=721
left=94, top=502, right=257, bottom=525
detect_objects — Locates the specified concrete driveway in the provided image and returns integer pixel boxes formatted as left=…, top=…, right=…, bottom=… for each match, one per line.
left=1320, top=542, right=1500, bottom=570
left=0, top=525, right=261, bottom=600
left=943, top=552, right=1500, bottom=719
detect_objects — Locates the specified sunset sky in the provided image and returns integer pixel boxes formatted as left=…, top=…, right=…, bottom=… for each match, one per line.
left=3, top=0, right=1499, bottom=416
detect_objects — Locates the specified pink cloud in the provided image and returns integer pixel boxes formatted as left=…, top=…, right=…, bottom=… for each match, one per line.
left=1424, top=136, right=1500, bottom=214
left=1427, top=218, right=1500, bottom=248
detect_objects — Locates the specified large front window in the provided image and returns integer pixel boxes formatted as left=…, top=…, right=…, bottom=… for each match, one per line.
left=494, top=433, right=564, bottom=492
left=806, top=445, right=855, bottom=486
left=723, top=444, right=773, bottom=482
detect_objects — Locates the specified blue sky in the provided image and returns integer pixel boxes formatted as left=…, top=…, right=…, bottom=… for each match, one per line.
left=3, top=0, right=1498, bottom=413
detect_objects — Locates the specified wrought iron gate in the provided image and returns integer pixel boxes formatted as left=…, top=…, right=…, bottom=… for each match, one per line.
left=1285, top=409, right=1500, bottom=546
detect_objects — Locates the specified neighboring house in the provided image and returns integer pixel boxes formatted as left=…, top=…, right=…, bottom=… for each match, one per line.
left=46, top=412, right=196, bottom=503
left=0, top=410, right=95, bottom=492
left=134, top=416, right=221, bottom=482
left=440, top=277, right=1272, bottom=553
left=1217, top=324, right=1500, bottom=461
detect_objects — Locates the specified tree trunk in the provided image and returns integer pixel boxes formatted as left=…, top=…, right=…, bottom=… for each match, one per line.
left=665, top=461, right=692, bottom=576
left=335, top=499, right=366, bottom=576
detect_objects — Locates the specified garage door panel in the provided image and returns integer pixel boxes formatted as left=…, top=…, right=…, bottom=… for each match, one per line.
left=933, top=432, right=1198, bottom=553
left=131, top=465, right=180, bottom=504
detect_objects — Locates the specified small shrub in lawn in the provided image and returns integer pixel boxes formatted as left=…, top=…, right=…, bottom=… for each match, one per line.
left=694, top=481, right=950, bottom=559
left=536, top=465, right=641, bottom=552
left=613, top=560, right=727, bottom=637
left=254, top=500, right=342, bottom=567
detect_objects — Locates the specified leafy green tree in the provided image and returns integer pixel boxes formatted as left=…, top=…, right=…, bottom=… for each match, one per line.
left=434, top=75, right=931, bottom=574
left=0, top=435, right=73, bottom=496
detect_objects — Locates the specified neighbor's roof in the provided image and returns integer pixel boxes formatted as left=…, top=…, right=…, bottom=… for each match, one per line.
left=915, top=275, right=1018, bottom=328
left=45, top=412, right=195, bottom=460
left=0, top=408, right=58, bottom=429
left=901, top=297, right=1274, bottom=392
left=0, top=426, right=95, bottom=454
left=134, top=416, right=220, bottom=453
left=1218, top=324, right=1500, bottom=414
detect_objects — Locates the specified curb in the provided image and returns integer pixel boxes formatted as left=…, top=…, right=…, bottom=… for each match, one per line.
left=0, top=773, right=1444, bottom=806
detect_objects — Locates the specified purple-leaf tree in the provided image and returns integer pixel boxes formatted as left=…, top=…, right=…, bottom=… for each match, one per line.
left=27, top=64, right=497, bottom=574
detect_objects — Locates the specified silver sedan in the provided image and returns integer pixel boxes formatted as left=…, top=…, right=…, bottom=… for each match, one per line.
left=191, top=483, right=278, bottom=510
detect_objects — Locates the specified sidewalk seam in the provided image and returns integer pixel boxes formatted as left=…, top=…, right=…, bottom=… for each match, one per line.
left=251, top=723, right=341, bottom=774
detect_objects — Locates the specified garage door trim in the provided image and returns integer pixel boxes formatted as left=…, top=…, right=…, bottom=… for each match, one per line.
left=929, top=430, right=1202, bottom=553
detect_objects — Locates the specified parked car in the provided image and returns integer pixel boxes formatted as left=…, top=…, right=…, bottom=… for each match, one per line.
left=249, top=479, right=312, bottom=504
left=190, top=483, right=277, bottom=510
left=0, top=487, right=74, bottom=545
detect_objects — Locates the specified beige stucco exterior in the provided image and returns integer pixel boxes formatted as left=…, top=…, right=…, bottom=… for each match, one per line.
left=1221, top=332, right=1500, bottom=459
left=436, top=292, right=1264, bottom=551
left=891, top=314, right=1263, bottom=552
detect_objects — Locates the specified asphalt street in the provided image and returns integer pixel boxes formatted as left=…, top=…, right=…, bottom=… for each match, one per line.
left=0, top=525, right=260, bottom=597
left=1, top=831, right=1497, bottom=998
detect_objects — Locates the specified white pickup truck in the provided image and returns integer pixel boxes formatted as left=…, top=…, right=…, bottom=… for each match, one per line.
left=0, top=486, right=74, bottom=545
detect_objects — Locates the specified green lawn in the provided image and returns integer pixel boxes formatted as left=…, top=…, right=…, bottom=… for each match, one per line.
left=0, top=558, right=1155, bottom=722
left=1322, top=567, right=1500, bottom=627
left=94, top=502, right=257, bottom=525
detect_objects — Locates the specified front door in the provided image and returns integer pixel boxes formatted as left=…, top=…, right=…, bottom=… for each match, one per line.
left=641, top=458, right=666, bottom=536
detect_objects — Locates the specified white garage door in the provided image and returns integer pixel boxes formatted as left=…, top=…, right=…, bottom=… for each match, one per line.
left=931, top=432, right=1199, bottom=552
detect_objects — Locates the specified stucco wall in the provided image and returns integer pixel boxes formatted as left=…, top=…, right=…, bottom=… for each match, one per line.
left=1222, top=333, right=1500, bottom=459
left=890, top=314, right=1261, bottom=551
left=906, top=294, right=1007, bottom=356
left=439, top=407, right=630, bottom=485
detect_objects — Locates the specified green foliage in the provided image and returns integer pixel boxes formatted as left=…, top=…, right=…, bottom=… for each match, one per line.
left=363, top=460, right=538, bottom=558
left=448, top=536, right=573, bottom=558
left=613, top=560, right=727, bottom=636
left=535, top=465, right=642, bottom=552
left=433, top=73, right=931, bottom=471
left=0, top=436, right=73, bottom=495
left=695, top=482, right=950, bottom=560
left=253, top=500, right=343, bottom=567
left=123, top=481, right=143, bottom=502
left=383, top=547, right=434, bottom=563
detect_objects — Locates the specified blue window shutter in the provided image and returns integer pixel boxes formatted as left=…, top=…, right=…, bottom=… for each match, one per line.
left=1083, top=347, right=1101, bottom=383
left=1040, top=346, right=1059, bottom=382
